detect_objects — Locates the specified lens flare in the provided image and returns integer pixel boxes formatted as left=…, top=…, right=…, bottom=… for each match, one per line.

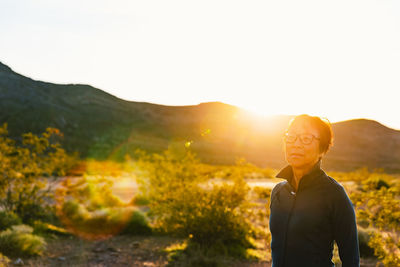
left=55, top=176, right=136, bottom=240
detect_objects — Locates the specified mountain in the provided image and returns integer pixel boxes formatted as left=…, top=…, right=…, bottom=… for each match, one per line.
left=328, top=119, right=400, bottom=171
left=1, top=61, right=400, bottom=172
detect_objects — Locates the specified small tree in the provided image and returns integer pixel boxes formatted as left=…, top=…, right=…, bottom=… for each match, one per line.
left=0, top=124, right=72, bottom=223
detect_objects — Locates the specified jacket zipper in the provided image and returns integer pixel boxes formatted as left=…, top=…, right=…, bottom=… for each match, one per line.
left=282, top=187, right=297, bottom=267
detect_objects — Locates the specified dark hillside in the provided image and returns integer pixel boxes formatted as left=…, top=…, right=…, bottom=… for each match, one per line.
left=1, top=61, right=400, bottom=171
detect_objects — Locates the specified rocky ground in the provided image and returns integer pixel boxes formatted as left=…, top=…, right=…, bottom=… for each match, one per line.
left=6, top=234, right=379, bottom=267
left=14, top=235, right=271, bottom=267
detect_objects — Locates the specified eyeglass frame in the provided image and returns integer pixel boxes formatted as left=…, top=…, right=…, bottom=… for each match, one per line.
left=283, top=132, right=320, bottom=145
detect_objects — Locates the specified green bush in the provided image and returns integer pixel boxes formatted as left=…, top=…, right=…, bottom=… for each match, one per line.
left=357, top=227, right=375, bottom=258
left=121, top=210, right=152, bottom=235
left=32, top=221, right=70, bottom=237
left=0, top=211, right=21, bottom=231
left=362, top=177, right=390, bottom=191
left=56, top=175, right=137, bottom=239
left=132, top=195, right=150, bottom=206
left=135, top=148, right=257, bottom=258
left=368, top=231, right=400, bottom=266
left=350, top=174, right=400, bottom=265
left=0, top=124, right=73, bottom=223
left=0, top=225, right=46, bottom=257
left=0, top=253, right=10, bottom=266
left=17, top=202, right=58, bottom=225
left=174, top=182, right=255, bottom=255
left=253, top=186, right=271, bottom=200
left=165, top=240, right=260, bottom=267
left=165, top=241, right=226, bottom=267
left=58, top=200, right=133, bottom=238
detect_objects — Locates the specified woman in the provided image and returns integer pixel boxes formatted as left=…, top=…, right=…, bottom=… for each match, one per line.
left=269, top=114, right=360, bottom=267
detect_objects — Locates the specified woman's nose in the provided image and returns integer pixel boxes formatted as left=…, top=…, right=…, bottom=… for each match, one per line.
left=293, top=136, right=303, bottom=147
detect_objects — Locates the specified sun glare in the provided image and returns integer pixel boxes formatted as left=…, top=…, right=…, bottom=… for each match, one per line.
left=236, top=103, right=281, bottom=122
left=234, top=106, right=282, bottom=133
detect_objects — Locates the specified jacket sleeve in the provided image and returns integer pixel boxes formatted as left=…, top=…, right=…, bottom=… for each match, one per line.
left=332, top=185, right=360, bottom=267
left=269, top=182, right=283, bottom=209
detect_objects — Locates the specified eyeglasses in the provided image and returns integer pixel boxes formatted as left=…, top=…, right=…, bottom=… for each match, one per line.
left=283, top=133, right=320, bottom=145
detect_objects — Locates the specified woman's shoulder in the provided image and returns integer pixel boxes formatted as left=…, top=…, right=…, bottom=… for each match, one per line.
left=270, top=180, right=288, bottom=197
left=323, top=174, right=344, bottom=188
left=272, top=180, right=287, bottom=191
left=320, top=173, right=351, bottom=201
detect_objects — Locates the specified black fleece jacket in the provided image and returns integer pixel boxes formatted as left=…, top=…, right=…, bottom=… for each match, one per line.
left=269, top=161, right=360, bottom=267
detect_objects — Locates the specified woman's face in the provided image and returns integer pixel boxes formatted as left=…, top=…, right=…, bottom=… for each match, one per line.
left=284, top=121, right=324, bottom=170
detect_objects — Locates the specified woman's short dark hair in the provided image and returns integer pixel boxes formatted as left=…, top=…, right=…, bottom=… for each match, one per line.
left=287, top=114, right=334, bottom=154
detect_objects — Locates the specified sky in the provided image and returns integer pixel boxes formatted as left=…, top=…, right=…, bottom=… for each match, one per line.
left=1, top=0, right=400, bottom=129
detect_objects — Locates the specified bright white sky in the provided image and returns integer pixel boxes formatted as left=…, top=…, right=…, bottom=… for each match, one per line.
left=1, top=0, right=400, bottom=129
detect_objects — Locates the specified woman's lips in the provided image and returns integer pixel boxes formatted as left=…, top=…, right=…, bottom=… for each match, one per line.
left=290, top=153, right=304, bottom=157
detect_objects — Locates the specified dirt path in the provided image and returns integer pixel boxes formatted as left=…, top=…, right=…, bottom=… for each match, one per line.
left=20, top=235, right=271, bottom=267
left=22, top=235, right=178, bottom=267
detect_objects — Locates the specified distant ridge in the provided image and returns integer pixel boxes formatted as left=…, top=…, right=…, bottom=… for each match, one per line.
left=0, top=62, right=12, bottom=73
left=1, top=61, right=400, bottom=172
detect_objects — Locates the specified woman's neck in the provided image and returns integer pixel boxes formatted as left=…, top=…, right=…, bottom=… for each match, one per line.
left=292, top=161, right=319, bottom=191
left=293, top=168, right=308, bottom=188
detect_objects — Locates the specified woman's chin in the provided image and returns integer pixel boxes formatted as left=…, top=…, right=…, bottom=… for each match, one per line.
left=287, top=158, right=305, bottom=168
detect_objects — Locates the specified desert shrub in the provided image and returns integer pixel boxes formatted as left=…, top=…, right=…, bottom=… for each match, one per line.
left=135, top=148, right=257, bottom=258
left=0, top=253, right=10, bottom=266
left=166, top=241, right=227, bottom=267
left=32, top=221, right=70, bottom=237
left=132, top=194, right=150, bottom=206
left=186, top=183, right=254, bottom=253
left=362, top=176, right=390, bottom=191
left=84, top=160, right=123, bottom=177
left=355, top=209, right=370, bottom=228
left=58, top=199, right=134, bottom=239
left=357, top=227, right=375, bottom=258
left=330, top=168, right=397, bottom=184
left=165, top=239, right=264, bottom=267
left=253, top=186, right=271, bottom=200
left=0, top=225, right=46, bottom=257
left=0, top=124, right=73, bottom=223
left=55, top=176, right=136, bottom=239
left=351, top=187, right=400, bottom=231
left=351, top=178, right=400, bottom=265
left=121, top=210, right=152, bottom=235
left=56, top=175, right=124, bottom=211
left=368, top=231, right=400, bottom=266
left=17, top=202, right=59, bottom=226
left=216, top=158, right=275, bottom=180
left=0, top=211, right=21, bottom=231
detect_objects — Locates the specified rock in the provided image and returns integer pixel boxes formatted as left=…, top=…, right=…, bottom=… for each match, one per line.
left=131, top=242, right=140, bottom=249
left=92, top=242, right=111, bottom=253
left=107, top=247, right=118, bottom=252
left=58, top=257, right=66, bottom=261
left=93, top=247, right=104, bottom=253
left=13, top=258, right=24, bottom=265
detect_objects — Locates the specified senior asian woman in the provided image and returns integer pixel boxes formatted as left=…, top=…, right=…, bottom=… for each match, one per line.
left=269, top=114, right=360, bottom=267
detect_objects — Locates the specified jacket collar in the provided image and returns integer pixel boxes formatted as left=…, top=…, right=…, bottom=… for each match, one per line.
left=276, top=160, right=323, bottom=191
